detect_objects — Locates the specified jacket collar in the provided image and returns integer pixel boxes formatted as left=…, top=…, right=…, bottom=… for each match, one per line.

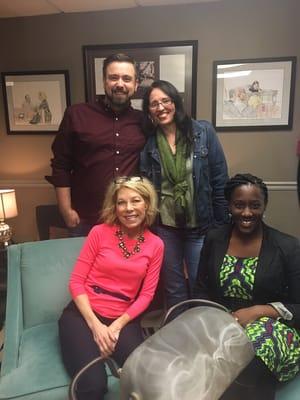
left=253, top=223, right=276, bottom=293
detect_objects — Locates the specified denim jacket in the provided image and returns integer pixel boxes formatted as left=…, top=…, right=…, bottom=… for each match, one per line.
left=140, top=119, right=229, bottom=233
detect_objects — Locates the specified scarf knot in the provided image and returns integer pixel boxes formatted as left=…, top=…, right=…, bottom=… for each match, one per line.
left=157, top=128, right=188, bottom=227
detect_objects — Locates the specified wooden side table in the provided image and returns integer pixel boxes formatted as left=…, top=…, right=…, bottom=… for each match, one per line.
left=0, top=246, right=7, bottom=329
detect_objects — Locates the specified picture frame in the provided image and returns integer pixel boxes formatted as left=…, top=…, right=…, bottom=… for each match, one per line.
left=212, top=57, right=296, bottom=131
left=1, top=70, right=70, bottom=134
left=83, top=41, right=198, bottom=117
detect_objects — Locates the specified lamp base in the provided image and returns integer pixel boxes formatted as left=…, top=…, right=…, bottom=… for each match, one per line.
left=0, top=221, right=12, bottom=247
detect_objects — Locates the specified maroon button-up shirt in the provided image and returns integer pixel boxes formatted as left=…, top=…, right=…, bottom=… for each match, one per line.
left=46, top=100, right=145, bottom=224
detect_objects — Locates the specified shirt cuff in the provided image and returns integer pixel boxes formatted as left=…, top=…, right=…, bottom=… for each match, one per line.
left=268, top=302, right=293, bottom=320
left=45, top=175, right=71, bottom=187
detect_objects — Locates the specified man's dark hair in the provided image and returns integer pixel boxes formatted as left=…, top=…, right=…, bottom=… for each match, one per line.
left=102, top=53, right=137, bottom=78
left=224, top=173, right=268, bottom=205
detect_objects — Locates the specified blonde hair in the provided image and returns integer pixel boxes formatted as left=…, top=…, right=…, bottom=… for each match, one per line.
left=101, top=177, right=158, bottom=227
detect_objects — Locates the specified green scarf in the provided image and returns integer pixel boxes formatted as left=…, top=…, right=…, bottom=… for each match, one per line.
left=157, top=128, right=188, bottom=227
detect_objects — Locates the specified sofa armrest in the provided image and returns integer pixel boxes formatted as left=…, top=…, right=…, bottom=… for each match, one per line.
left=1, top=244, right=23, bottom=376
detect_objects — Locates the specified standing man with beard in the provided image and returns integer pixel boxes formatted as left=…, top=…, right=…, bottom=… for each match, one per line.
left=46, top=54, right=145, bottom=236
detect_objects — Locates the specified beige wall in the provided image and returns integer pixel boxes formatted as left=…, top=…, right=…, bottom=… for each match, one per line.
left=0, top=0, right=299, bottom=242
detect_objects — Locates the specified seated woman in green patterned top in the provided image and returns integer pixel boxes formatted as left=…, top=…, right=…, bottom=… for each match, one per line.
left=194, top=173, right=300, bottom=400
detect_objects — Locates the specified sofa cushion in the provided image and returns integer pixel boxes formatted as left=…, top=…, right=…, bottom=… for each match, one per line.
left=21, top=238, right=84, bottom=329
left=0, top=322, right=68, bottom=397
left=0, top=322, right=120, bottom=399
left=0, top=385, right=68, bottom=400
left=276, top=377, right=300, bottom=400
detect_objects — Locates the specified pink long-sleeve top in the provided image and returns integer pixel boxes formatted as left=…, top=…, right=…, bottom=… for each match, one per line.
left=69, top=224, right=164, bottom=320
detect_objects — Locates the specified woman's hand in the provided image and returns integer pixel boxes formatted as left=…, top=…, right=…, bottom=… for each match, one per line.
left=232, top=305, right=280, bottom=328
left=90, top=318, right=118, bottom=358
left=107, top=320, right=121, bottom=343
left=73, top=295, right=131, bottom=358
left=105, top=314, right=131, bottom=349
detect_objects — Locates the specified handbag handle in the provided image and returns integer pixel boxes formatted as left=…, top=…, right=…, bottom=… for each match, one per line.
left=161, top=299, right=229, bottom=327
left=68, top=356, right=121, bottom=400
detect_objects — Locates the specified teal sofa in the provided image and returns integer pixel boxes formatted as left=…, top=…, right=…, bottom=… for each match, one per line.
left=0, top=238, right=299, bottom=400
left=0, top=238, right=119, bottom=400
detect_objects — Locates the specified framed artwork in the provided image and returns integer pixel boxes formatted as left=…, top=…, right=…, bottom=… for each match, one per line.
left=212, top=57, right=296, bottom=131
left=83, top=41, right=198, bottom=117
left=1, top=70, right=70, bottom=134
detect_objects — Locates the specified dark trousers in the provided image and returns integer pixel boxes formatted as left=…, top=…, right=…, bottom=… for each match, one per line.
left=68, top=220, right=95, bottom=237
left=153, top=225, right=204, bottom=309
left=59, top=302, right=144, bottom=400
left=220, top=357, right=277, bottom=400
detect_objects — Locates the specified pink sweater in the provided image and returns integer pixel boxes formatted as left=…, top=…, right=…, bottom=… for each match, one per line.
left=69, top=224, right=164, bottom=319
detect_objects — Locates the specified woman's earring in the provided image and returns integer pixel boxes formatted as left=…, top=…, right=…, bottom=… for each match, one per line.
left=148, top=114, right=157, bottom=126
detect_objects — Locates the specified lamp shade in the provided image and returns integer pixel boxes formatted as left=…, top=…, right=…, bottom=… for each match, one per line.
left=0, top=189, right=18, bottom=220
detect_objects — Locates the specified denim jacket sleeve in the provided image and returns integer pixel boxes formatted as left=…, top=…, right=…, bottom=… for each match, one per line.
left=193, top=120, right=229, bottom=226
left=140, top=135, right=161, bottom=191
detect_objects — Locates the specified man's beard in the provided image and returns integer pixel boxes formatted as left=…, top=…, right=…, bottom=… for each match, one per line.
left=105, top=88, right=131, bottom=110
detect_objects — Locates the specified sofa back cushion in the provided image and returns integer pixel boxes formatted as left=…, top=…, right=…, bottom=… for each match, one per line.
left=20, top=237, right=84, bottom=329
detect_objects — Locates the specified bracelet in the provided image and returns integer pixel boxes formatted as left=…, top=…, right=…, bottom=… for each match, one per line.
left=268, top=302, right=293, bottom=321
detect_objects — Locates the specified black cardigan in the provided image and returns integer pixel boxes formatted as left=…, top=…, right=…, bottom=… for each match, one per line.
left=195, top=223, right=300, bottom=329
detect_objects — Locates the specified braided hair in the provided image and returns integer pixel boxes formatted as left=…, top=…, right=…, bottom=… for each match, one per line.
left=224, top=173, right=268, bottom=205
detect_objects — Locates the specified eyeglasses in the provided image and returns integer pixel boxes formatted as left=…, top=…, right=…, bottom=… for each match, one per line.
left=114, top=176, right=143, bottom=184
left=149, top=98, right=173, bottom=110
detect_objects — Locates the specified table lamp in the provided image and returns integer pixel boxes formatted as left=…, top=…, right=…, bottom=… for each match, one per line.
left=0, top=189, right=18, bottom=246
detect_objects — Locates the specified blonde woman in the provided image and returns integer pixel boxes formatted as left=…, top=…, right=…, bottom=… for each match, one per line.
left=59, top=176, right=164, bottom=400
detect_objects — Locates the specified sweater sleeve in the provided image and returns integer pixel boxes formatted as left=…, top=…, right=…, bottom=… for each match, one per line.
left=125, top=238, right=164, bottom=320
left=69, top=227, right=100, bottom=299
left=45, top=107, right=74, bottom=187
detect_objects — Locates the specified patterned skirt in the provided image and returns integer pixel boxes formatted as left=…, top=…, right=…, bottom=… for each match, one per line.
left=245, top=317, right=300, bottom=381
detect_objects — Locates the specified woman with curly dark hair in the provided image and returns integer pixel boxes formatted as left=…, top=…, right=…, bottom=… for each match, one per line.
left=140, top=80, right=229, bottom=314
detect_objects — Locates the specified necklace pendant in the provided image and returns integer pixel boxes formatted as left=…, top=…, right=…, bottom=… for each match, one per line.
left=116, top=228, right=145, bottom=259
